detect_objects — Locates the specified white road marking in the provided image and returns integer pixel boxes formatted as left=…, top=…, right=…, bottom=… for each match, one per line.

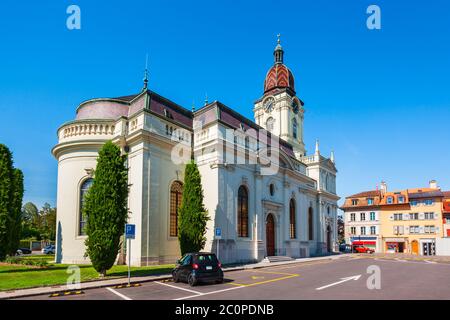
left=316, top=275, right=361, bottom=291
left=395, top=258, right=408, bottom=262
left=155, top=281, right=203, bottom=295
left=106, top=287, right=132, bottom=300
left=175, top=286, right=243, bottom=300
left=424, top=260, right=437, bottom=264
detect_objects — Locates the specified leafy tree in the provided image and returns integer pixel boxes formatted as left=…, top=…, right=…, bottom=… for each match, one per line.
left=39, top=203, right=56, bottom=241
left=0, top=144, right=13, bottom=260
left=337, top=215, right=345, bottom=244
left=8, top=168, right=24, bottom=255
left=84, top=141, right=128, bottom=277
left=22, top=202, right=39, bottom=226
left=178, top=160, right=209, bottom=255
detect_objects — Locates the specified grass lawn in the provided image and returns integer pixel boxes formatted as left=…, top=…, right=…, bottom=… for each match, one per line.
left=0, top=255, right=174, bottom=291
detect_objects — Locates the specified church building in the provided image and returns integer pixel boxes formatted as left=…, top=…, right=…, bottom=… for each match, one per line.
left=52, top=38, right=339, bottom=266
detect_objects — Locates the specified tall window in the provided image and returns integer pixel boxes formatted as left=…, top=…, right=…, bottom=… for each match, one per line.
left=170, top=181, right=183, bottom=237
left=308, top=207, right=314, bottom=241
left=289, top=199, right=296, bottom=239
left=370, top=226, right=376, bottom=235
left=360, top=213, right=366, bottom=221
left=237, top=186, right=249, bottom=237
left=79, top=178, right=93, bottom=236
left=350, top=213, right=356, bottom=222
left=361, top=226, right=366, bottom=235
left=370, top=212, right=376, bottom=221
left=266, top=117, right=275, bottom=133
left=292, top=118, right=298, bottom=139
left=350, top=226, right=356, bottom=235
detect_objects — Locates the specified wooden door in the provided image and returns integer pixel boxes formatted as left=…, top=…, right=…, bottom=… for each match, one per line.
left=266, top=214, right=275, bottom=256
left=411, top=240, right=419, bottom=255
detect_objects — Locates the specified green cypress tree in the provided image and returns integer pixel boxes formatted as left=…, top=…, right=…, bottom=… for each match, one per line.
left=0, top=144, right=13, bottom=260
left=8, top=168, right=24, bottom=255
left=84, top=141, right=128, bottom=277
left=178, top=160, right=209, bottom=255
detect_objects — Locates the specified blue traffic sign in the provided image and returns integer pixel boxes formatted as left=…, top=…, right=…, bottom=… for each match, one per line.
left=125, top=224, right=135, bottom=239
left=215, top=227, right=222, bottom=238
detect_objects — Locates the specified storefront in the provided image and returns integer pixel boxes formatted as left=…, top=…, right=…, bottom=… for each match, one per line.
left=383, top=238, right=406, bottom=253
left=420, top=239, right=436, bottom=256
left=351, top=236, right=377, bottom=250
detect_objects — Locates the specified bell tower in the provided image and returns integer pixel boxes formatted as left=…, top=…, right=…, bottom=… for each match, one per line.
left=254, top=35, right=305, bottom=159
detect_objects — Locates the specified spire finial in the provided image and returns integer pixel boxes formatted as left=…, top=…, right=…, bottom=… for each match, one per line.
left=274, top=34, right=284, bottom=64
left=143, top=54, right=149, bottom=90
left=315, top=139, right=320, bottom=154
left=192, top=100, right=196, bottom=112
left=204, top=92, right=209, bottom=106
left=330, top=150, right=335, bottom=163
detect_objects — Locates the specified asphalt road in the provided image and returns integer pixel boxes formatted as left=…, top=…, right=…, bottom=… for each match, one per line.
left=16, top=255, right=450, bottom=300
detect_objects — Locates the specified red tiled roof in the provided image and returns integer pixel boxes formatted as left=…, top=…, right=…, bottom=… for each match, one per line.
left=443, top=191, right=450, bottom=198
left=347, top=190, right=380, bottom=198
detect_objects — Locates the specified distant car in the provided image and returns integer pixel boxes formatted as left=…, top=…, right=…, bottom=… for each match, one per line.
left=172, top=252, right=224, bottom=286
left=353, top=245, right=375, bottom=254
left=339, top=244, right=352, bottom=253
left=41, top=245, right=55, bottom=254
left=16, top=247, right=32, bottom=255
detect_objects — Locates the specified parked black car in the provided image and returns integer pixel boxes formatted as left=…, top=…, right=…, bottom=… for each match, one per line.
left=339, top=244, right=352, bottom=253
left=16, top=248, right=32, bottom=255
left=172, top=252, right=224, bottom=286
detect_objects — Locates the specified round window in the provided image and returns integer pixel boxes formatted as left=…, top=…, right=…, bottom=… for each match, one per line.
left=269, top=183, right=275, bottom=196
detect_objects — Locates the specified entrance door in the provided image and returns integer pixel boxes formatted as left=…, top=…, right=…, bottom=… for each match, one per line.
left=266, top=214, right=275, bottom=256
left=411, top=240, right=419, bottom=255
left=326, top=226, right=332, bottom=252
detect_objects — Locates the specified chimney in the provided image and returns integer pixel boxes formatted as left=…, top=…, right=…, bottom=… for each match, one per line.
left=429, top=180, right=438, bottom=189
left=380, top=181, right=387, bottom=195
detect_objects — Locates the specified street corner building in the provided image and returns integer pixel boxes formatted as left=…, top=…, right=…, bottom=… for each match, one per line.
left=341, top=180, right=450, bottom=256
left=51, top=40, right=340, bottom=266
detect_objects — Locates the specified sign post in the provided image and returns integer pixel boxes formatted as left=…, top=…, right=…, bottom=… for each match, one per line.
left=215, top=227, right=222, bottom=260
left=125, top=224, right=135, bottom=286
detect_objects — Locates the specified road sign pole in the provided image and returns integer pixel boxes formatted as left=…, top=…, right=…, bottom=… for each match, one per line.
left=217, top=239, right=219, bottom=260
left=128, top=238, right=131, bottom=286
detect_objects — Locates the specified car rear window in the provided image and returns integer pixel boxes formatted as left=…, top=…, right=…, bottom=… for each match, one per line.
left=194, top=254, right=218, bottom=264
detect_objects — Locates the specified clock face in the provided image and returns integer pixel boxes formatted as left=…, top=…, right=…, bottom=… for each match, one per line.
left=292, top=99, right=299, bottom=114
left=264, top=97, right=274, bottom=112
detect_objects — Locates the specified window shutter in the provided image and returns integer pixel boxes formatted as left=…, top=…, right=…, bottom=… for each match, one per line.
left=403, top=214, right=409, bottom=220
left=399, top=226, right=404, bottom=235
left=419, top=226, right=424, bottom=234
left=419, top=212, right=424, bottom=220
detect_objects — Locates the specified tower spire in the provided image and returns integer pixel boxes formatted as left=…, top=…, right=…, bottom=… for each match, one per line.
left=274, top=33, right=284, bottom=64
left=143, top=54, right=149, bottom=91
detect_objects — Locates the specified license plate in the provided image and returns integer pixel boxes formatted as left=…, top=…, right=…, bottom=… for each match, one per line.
left=206, top=266, right=212, bottom=270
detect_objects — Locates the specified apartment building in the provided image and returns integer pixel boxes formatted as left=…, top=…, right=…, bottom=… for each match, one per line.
left=341, top=190, right=382, bottom=252
left=342, top=180, right=445, bottom=256
left=443, top=191, right=450, bottom=237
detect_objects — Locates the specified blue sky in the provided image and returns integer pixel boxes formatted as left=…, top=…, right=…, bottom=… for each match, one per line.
left=0, top=0, right=449, bottom=207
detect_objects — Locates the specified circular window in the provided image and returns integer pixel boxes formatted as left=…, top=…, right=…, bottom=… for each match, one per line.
left=269, top=183, right=275, bottom=196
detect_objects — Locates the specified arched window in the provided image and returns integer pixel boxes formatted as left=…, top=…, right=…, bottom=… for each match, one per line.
left=308, top=207, right=314, bottom=241
left=237, top=186, right=249, bottom=237
left=79, top=178, right=93, bottom=236
left=289, top=198, right=296, bottom=239
left=170, top=181, right=183, bottom=237
left=266, top=117, right=275, bottom=133
left=292, top=118, right=298, bottom=139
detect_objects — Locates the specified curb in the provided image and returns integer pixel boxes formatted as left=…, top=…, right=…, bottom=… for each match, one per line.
left=1, top=254, right=347, bottom=299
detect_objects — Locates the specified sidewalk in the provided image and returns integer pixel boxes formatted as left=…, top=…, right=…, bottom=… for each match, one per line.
left=0, top=254, right=348, bottom=300
left=365, top=252, right=450, bottom=263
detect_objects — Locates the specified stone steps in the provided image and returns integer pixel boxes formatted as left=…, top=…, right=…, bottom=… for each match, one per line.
left=264, top=256, right=295, bottom=263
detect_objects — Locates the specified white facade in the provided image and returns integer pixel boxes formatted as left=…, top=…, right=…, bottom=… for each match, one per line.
left=52, top=44, right=340, bottom=266
left=344, top=209, right=381, bottom=252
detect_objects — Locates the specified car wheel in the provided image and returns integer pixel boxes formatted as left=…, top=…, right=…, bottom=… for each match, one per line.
left=216, top=278, right=224, bottom=284
left=173, top=271, right=180, bottom=283
left=188, top=274, right=197, bottom=287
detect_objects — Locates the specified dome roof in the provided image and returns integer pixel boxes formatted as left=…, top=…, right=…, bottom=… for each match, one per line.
left=263, top=36, right=296, bottom=94
left=264, top=64, right=295, bottom=94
